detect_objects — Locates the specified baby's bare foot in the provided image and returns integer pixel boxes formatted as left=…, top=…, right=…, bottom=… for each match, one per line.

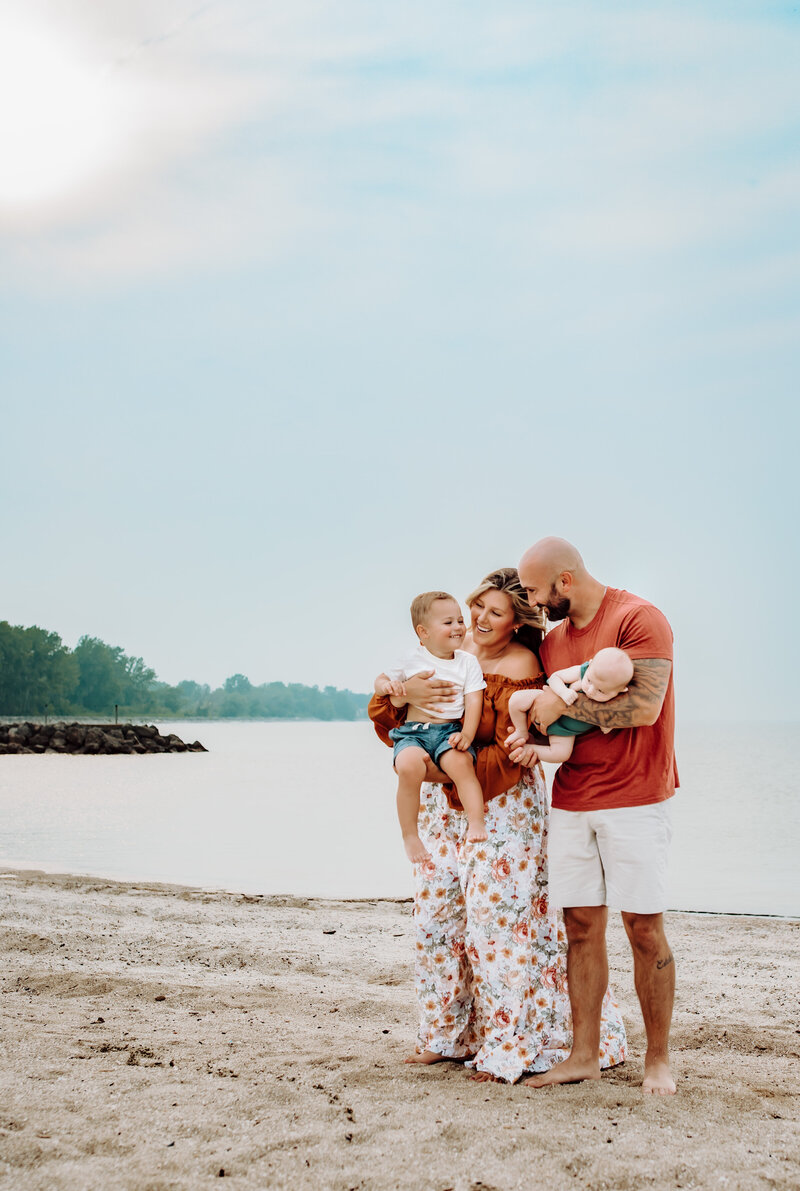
left=466, top=821, right=488, bottom=843
left=403, top=834, right=431, bottom=864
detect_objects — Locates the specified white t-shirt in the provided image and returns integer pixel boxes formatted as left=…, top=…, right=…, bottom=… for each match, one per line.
left=386, top=644, right=486, bottom=721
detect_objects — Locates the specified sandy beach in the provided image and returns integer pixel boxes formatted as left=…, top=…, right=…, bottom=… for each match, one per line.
left=0, top=868, right=797, bottom=1191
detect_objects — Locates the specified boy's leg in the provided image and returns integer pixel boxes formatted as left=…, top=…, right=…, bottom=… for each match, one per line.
left=438, top=749, right=487, bottom=842
left=394, top=746, right=431, bottom=863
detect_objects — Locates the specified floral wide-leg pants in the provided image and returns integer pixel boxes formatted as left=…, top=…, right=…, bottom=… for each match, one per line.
left=412, top=768, right=627, bottom=1084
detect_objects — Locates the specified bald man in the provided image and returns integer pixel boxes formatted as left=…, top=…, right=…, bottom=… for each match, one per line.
left=515, top=537, right=678, bottom=1095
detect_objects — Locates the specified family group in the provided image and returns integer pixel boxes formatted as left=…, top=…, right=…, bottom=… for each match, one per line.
left=369, top=536, right=677, bottom=1094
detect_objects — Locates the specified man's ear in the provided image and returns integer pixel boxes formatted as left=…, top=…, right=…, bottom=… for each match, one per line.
left=558, top=570, right=573, bottom=593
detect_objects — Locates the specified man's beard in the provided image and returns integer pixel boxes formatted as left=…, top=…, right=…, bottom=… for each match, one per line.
left=544, top=587, right=571, bottom=622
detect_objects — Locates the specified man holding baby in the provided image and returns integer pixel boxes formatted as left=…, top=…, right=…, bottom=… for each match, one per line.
left=514, top=537, right=678, bottom=1095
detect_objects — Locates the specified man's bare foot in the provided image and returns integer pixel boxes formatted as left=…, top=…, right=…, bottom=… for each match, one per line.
left=522, top=1055, right=601, bottom=1088
left=466, top=821, right=488, bottom=843
left=403, top=834, right=431, bottom=863
left=643, top=1058, right=676, bottom=1095
left=404, top=1050, right=448, bottom=1065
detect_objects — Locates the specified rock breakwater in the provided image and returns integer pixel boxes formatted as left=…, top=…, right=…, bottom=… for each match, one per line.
left=0, top=722, right=207, bottom=755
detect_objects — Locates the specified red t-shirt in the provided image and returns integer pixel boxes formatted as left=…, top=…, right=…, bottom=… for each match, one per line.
left=539, top=588, right=678, bottom=812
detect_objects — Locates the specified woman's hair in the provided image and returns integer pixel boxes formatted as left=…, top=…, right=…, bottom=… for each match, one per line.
left=465, top=567, right=546, bottom=654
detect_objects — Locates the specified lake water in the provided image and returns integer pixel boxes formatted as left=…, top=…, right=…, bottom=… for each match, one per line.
left=0, top=720, right=797, bottom=917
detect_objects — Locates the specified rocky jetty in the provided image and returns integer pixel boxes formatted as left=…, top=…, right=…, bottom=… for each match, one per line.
left=0, top=722, right=207, bottom=755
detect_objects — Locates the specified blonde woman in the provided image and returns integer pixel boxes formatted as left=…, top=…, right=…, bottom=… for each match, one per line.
left=369, top=567, right=627, bottom=1083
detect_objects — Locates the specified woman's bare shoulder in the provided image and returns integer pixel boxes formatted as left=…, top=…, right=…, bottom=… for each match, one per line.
left=488, top=643, right=542, bottom=681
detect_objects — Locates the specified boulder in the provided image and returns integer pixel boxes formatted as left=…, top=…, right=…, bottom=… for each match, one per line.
left=0, top=722, right=207, bottom=755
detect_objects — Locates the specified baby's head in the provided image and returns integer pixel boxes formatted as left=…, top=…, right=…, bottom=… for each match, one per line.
left=411, top=591, right=465, bottom=656
left=581, top=647, right=634, bottom=702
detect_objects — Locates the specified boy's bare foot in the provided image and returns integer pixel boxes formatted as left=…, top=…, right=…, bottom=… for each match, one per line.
left=643, top=1058, right=676, bottom=1095
left=522, top=1055, right=601, bottom=1088
left=466, top=822, right=488, bottom=843
left=403, top=834, right=431, bottom=864
left=404, top=1050, right=448, bottom=1065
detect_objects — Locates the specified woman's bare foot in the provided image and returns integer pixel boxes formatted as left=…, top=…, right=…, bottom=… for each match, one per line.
left=466, top=820, right=488, bottom=843
left=468, top=1070, right=498, bottom=1083
left=403, top=834, right=431, bottom=864
left=643, top=1058, right=676, bottom=1095
left=403, top=1050, right=448, bottom=1065
left=522, top=1055, right=601, bottom=1088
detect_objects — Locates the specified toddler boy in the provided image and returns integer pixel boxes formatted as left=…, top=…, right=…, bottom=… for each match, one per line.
left=375, top=591, right=487, bottom=863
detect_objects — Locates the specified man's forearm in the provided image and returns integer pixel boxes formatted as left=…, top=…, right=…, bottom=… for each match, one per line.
left=562, top=659, right=671, bottom=730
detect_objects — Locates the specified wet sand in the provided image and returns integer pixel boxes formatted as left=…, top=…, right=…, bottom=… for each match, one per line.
left=0, top=867, right=798, bottom=1190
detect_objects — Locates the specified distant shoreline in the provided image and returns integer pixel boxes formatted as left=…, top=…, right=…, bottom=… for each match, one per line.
left=0, top=713, right=369, bottom=725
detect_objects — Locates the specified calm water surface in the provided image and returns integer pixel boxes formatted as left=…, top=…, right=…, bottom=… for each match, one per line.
left=0, top=720, right=797, bottom=916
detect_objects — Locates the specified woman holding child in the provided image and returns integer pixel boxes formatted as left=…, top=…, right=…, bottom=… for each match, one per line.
left=369, top=567, right=626, bottom=1084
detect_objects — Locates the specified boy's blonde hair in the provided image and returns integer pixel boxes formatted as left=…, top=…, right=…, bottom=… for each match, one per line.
left=410, top=591, right=457, bottom=631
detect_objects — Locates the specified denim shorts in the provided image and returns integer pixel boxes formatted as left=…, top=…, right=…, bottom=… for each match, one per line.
left=389, top=720, right=476, bottom=765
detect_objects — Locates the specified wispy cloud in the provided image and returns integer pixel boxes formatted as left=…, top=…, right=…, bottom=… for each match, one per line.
left=1, top=0, right=798, bottom=290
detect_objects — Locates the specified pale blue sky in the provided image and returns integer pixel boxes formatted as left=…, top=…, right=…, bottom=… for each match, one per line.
left=1, top=0, right=797, bottom=719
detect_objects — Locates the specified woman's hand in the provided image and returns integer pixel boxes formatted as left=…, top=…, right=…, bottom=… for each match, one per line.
left=402, top=670, right=458, bottom=712
left=503, top=725, right=539, bottom=768
left=423, top=758, right=449, bottom=783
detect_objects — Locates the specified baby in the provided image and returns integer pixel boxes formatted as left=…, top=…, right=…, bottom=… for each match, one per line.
left=375, top=591, right=487, bottom=863
left=507, top=646, right=634, bottom=764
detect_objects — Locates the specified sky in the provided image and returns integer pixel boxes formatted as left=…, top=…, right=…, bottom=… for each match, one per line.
left=1, top=0, right=798, bottom=721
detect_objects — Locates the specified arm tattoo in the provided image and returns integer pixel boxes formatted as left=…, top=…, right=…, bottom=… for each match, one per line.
left=656, top=953, right=674, bottom=970
left=563, top=658, right=672, bottom=730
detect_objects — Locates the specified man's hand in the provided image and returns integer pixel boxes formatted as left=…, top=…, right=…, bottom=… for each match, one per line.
left=525, top=688, right=568, bottom=733
left=448, top=731, right=473, bottom=752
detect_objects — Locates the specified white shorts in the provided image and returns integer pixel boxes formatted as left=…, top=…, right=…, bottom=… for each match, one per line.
left=548, top=802, right=673, bottom=914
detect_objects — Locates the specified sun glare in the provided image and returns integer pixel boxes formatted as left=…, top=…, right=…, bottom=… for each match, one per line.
left=0, top=23, right=129, bottom=209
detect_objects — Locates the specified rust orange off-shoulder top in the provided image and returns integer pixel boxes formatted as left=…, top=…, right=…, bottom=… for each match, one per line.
left=368, top=671, right=546, bottom=809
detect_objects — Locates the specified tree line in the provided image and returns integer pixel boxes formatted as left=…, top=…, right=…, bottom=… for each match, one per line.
left=0, top=621, right=368, bottom=720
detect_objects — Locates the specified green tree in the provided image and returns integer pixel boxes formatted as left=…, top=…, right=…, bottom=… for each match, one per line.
left=0, top=621, right=78, bottom=715
left=73, top=636, right=156, bottom=713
